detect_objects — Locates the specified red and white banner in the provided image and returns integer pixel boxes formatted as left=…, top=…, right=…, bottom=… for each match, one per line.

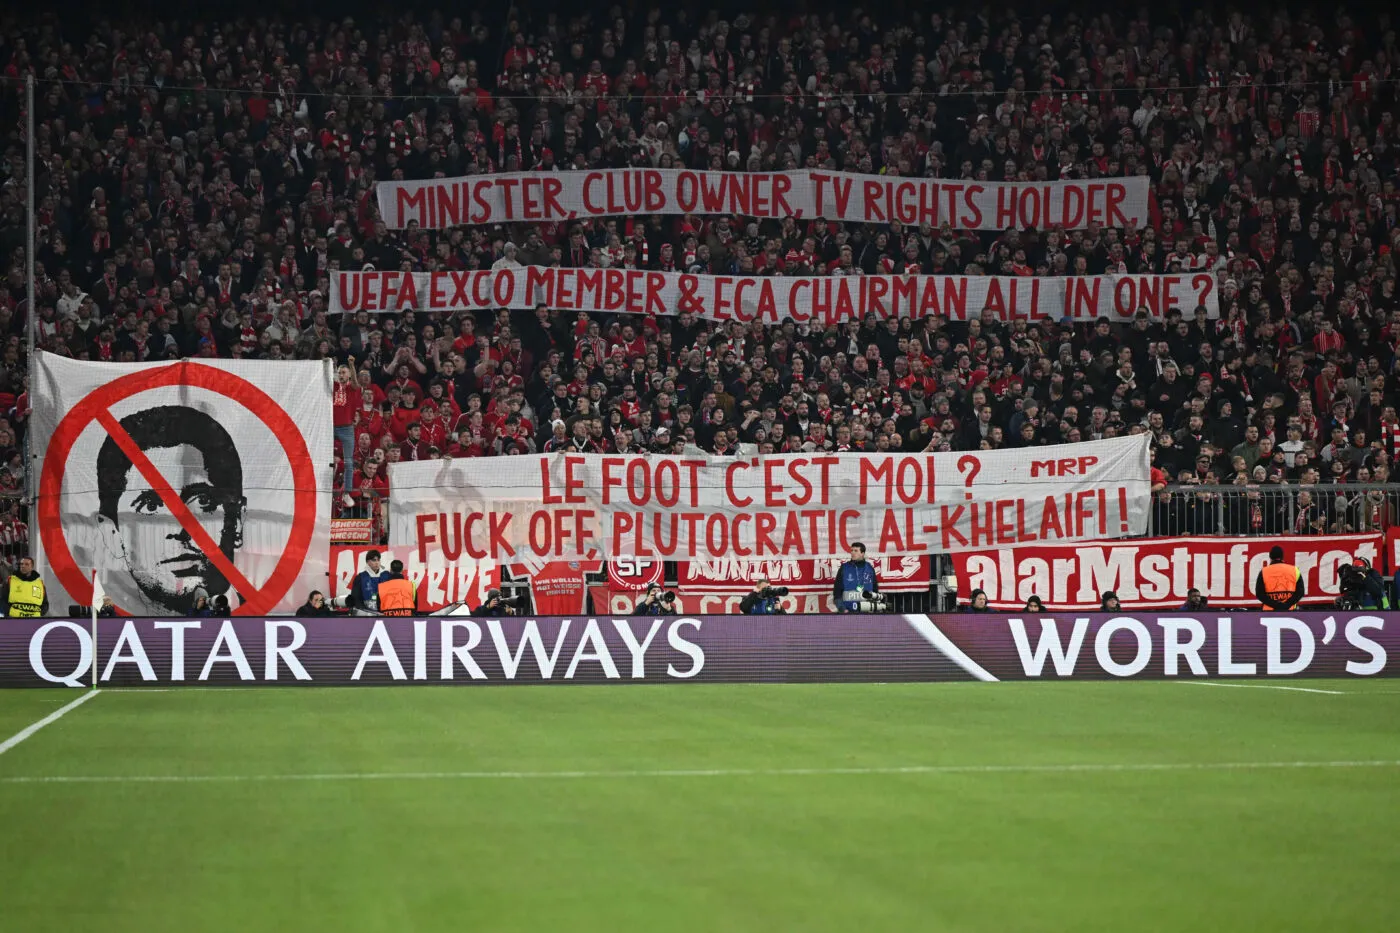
left=680, top=555, right=928, bottom=593
left=390, top=436, right=1151, bottom=563
left=330, top=518, right=373, bottom=544
left=952, top=534, right=1383, bottom=611
left=34, top=356, right=333, bottom=617
left=329, top=268, right=1219, bottom=321
left=377, top=170, right=1151, bottom=230
left=330, top=545, right=499, bottom=613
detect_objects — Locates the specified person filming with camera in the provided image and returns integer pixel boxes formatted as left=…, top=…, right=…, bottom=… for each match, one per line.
left=833, top=542, right=880, bottom=612
left=472, top=588, right=522, bottom=617
left=740, top=576, right=787, bottom=615
left=634, top=583, right=677, bottom=615
left=1336, top=557, right=1388, bottom=610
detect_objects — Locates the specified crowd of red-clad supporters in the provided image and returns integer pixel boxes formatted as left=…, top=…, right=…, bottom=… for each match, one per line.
left=4, top=5, right=1400, bottom=544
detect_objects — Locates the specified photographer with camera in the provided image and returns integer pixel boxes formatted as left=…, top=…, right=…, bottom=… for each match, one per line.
left=1336, top=557, right=1388, bottom=610
left=833, top=542, right=880, bottom=613
left=472, top=588, right=523, bottom=617
left=633, top=583, right=677, bottom=615
left=739, top=576, right=788, bottom=615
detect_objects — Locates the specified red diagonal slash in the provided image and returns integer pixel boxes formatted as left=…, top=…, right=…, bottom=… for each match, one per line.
left=95, top=408, right=258, bottom=599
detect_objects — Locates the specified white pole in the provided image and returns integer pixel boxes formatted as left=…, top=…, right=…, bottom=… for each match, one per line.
left=24, top=74, right=36, bottom=524
left=24, top=72, right=35, bottom=362
left=91, top=571, right=99, bottom=689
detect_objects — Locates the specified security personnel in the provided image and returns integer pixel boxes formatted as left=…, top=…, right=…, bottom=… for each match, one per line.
left=3, top=556, right=48, bottom=618
left=377, top=560, right=417, bottom=616
left=1255, top=545, right=1304, bottom=611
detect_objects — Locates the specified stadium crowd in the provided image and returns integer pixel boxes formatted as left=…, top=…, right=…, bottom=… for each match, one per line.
left=3, top=4, right=1400, bottom=544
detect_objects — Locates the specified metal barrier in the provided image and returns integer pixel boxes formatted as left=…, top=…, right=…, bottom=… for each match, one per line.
left=1150, top=483, right=1400, bottom=537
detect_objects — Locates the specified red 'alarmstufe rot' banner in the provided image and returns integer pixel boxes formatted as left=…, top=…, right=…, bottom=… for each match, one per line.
left=329, top=268, right=1220, bottom=321
left=376, top=170, right=1151, bottom=230
left=388, top=436, right=1151, bottom=562
left=951, top=533, right=1384, bottom=611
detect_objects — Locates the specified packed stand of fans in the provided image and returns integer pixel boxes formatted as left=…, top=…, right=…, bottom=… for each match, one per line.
left=4, top=5, right=1400, bottom=545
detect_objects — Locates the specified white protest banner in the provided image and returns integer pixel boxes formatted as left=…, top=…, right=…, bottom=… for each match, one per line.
left=32, top=355, right=334, bottom=617
left=388, top=435, right=1151, bottom=562
left=330, top=268, right=1220, bottom=321
left=952, top=533, right=1383, bottom=611
left=376, top=170, right=1151, bottom=230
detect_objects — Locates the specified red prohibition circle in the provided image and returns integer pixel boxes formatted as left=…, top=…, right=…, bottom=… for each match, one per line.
left=38, top=362, right=319, bottom=616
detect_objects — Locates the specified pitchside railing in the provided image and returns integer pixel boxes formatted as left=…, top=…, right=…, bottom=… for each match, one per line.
left=1146, top=483, right=1400, bottom=537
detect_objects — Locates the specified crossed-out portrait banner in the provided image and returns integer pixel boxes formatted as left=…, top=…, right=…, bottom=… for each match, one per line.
left=32, top=355, right=334, bottom=617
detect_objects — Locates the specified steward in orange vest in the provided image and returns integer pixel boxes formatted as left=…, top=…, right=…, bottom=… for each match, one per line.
left=1255, top=546, right=1304, bottom=611
left=378, top=560, right=417, bottom=616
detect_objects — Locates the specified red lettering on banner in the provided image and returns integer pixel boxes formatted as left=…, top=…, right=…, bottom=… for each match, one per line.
left=564, top=455, right=586, bottom=502
left=582, top=172, right=605, bottom=214
left=1104, top=183, right=1128, bottom=227
left=879, top=509, right=906, bottom=551
left=383, top=173, right=1151, bottom=232
left=448, top=272, right=471, bottom=308
left=1190, top=274, right=1215, bottom=313
left=496, top=177, right=521, bottom=218
left=675, top=172, right=698, bottom=212
left=1040, top=495, right=1065, bottom=539
left=1060, top=185, right=1084, bottom=228
left=396, top=187, right=427, bottom=227
left=954, top=533, right=1381, bottom=610
left=764, top=460, right=787, bottom=507
left=600, top=457, right=624, bottom=504
left=379, top=272, right=400, bottom=309
left=680, top=460, right=703, bottom=507
left=644, top=273, right=666, bottom=315
left=832, top=175, right=853, bottom=217
left=1066, top=278, right=1103, bottom=319
left=335, top=271, right=1215, bottom=321
left=962, top=185, right=985, bottom=228
left=725, top=461, right=752, bottom=507
left=862, top=180, right=885, bottom=221
left=543, top=176, right=565, bottom=219
left=940, top=505, right=967, bottom=548
left=361, top=271, right=381, bottom=311
left=416, top=513, right=435, bottom=562
left=338, top=273, right=361, bottom=310
left=773, top=174, right=794, bottom=216
left=396, top=273, right=418, bottom=310
left=434, top=183, right=462, bottom=226
left=756, top=513, right=778, bottom=553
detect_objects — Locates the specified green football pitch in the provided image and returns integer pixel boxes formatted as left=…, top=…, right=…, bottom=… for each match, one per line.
left=1, top=681, right=1398, bottom=933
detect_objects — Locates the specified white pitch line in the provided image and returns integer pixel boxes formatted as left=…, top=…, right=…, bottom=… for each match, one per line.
left=1179, top=681, right=1346, bottom=695
left=3, top=759, right=1398, bottom=785
left=0, top=690, right=102, bottom=757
